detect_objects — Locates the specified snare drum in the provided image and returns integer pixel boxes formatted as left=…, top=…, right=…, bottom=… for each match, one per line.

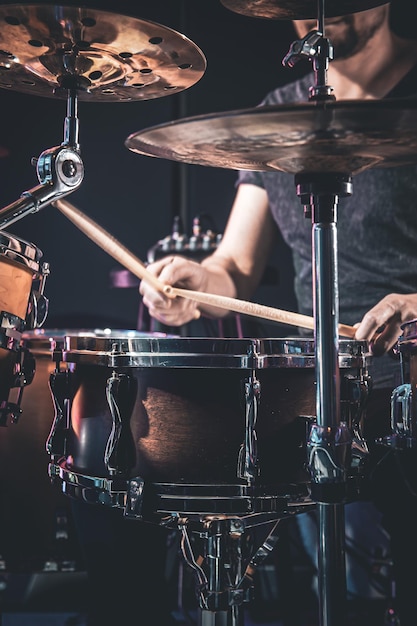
left=46, top=332, right=371, bottom=517
left=0, top=231, right=49, bottom=424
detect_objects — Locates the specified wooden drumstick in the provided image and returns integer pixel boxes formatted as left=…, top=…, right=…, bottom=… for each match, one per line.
left=53, top=197, right=356, bottom=338
left=54, top=198, right=168, bottom=293
left=165, top=285, right=356, bottom=338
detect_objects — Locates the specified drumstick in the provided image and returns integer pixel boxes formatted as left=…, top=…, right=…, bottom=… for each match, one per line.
left=53, top=197, right=356, bottom=338
left=164, top=285, right=356, bottom=337
left=54, top=198, right=167, bottom=293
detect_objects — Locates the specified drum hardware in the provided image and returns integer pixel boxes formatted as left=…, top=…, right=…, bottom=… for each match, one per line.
left=0, top=3, right=206, bottom=230
left=0, top=78, right=83, bottom=230
left=0, top=343, right=36, bottom=427
left=238, top=373, right=261, bottom=484
left=147, top=214, right=222, bottom=264
left=46, top=366, right=77, bottom=465
left=25, top=261, right=50, bottom=331
left=170, top=514, right=285, bottom=621
left=379, top=383, right=415, bottom=450
left=379, top=320, right=417, bottom=450
left=341, top=373, right=372, bottom=463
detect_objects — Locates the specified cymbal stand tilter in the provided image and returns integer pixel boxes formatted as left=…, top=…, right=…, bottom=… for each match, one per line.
left=283, top=6, right=354, bottom=626
left=0, top=53, right=84, bottom=230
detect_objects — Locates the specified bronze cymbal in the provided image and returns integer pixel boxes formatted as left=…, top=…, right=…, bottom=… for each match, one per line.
left=0, top=4, right=206, bottom=102
left=220, top=0, right=390, bottom=20
left=125, top=99, right=417, bottom=175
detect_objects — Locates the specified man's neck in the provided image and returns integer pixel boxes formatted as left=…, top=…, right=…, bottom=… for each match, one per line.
left=327, top=30, right=417, bottom=100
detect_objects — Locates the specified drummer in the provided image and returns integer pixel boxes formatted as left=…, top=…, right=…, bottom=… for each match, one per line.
left=140, top=4, right=417, bottom=625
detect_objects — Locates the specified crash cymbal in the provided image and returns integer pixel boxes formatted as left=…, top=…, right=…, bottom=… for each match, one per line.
left=0, top=4, right=206, bottom=101
left=125, top=99, right=417, bottom=175
left=220, top=0, right=390, bottom=20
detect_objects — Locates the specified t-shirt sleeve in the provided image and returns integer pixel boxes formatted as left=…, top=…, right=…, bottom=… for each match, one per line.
left=235, top=168, right=265, bottom=190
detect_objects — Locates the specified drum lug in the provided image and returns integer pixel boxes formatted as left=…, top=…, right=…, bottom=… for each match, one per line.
left=105, top=371, right=137, bottom=475
left=47, top=369, right=76, bottom=460
left=0, top=311, right=25, bottom=351
left=381, top=383, right=415, bottom=449
left=307, top=421, right=352, bottom=503
left=124, top=477, right=145, bottom=519
left=341, top=372, right=371, bottom=433
left=237, top=374, right=261, bottom=484
left=341, top=373, right=371, bottom=468
left=25, top=262, right=50, bottom=329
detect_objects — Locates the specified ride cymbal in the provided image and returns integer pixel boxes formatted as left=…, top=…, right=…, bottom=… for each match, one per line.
left=125, top=99, right=417, bottom=175
left=220, top=0, right=390, bottom=20
left=0, top=4, right=206, bottom=101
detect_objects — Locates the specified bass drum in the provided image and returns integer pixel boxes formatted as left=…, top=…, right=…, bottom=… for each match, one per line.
left=0, top=329, right=83, bottom=572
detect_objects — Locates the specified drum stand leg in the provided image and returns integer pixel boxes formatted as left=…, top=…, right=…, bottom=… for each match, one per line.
left=176, top=514, right=283, bottom=626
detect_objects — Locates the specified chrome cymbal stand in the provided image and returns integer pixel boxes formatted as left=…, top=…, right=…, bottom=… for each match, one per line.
left=0, top=50, right=84, bottom=230
left=283, top=3, right=354, bottom=625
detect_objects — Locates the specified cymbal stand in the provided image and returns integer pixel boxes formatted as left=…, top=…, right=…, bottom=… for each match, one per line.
left=0, top=51, right=84, bottom=230
left=296, top=173, right=353, bottom=626
left=283, top=4, right=354, bottom=625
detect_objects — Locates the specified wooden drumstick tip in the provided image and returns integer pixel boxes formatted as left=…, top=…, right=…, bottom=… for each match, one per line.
left=163, top=284, right=200, bottom=319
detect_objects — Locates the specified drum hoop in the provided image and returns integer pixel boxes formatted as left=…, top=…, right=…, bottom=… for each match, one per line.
left=56, top=334, right=371, bottom=369
left=50, top=459, right=314, bottom=517
left=1, top=248, right=42, bottom=273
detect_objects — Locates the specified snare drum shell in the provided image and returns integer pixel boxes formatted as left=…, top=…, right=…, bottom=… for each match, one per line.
left=67, top=364, right=314, bottom=485
left=61, top=334, right=370, bottom=487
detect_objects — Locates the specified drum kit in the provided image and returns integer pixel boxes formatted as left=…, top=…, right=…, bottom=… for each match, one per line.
left=0, top=1, right=416, bottom=626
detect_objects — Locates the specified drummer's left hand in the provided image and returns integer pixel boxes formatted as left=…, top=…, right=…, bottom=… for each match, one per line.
left=354, top=293, right=417, bottom=355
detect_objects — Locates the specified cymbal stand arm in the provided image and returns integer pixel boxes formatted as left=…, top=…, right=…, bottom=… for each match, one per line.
left=0, top=86, right=84, bottom=230
left=282, top=0, right=334, bottom=101
left=296, top=173, right=353, bottom=626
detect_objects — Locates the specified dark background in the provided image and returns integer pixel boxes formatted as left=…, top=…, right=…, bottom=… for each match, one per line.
left=0, top=0, right=412, bottom=333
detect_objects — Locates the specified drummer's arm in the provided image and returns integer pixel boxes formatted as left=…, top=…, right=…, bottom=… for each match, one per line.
left=198, top=183, right=278, bottom=315
left=140, top=183, right=277, bottom=324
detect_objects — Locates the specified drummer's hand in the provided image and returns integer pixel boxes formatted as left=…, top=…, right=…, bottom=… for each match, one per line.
left=354, top=293, right=417, bottom=355
left=139, top=255, right=208, bottom=326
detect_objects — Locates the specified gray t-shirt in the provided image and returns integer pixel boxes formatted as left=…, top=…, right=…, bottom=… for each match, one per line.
left=237, top=72, right=417, bottom=387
